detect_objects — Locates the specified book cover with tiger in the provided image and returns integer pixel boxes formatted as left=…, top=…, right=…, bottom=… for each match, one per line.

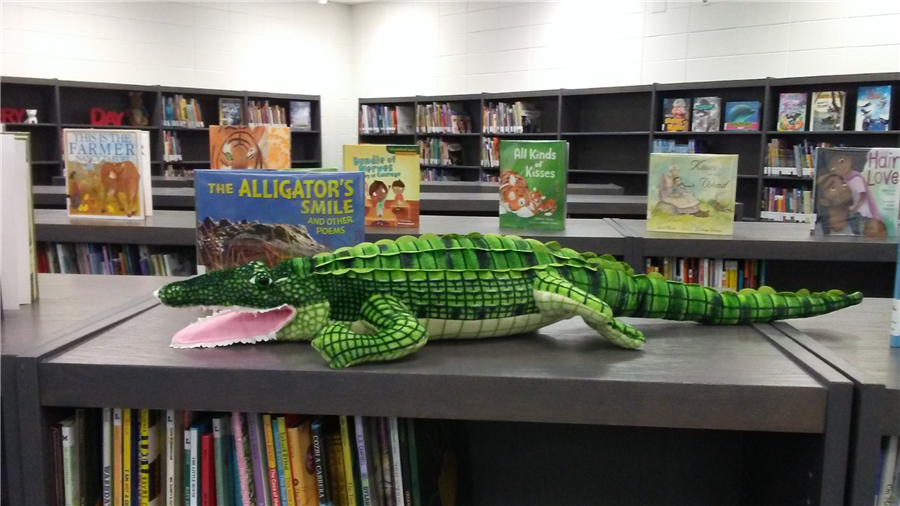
left=209, top=126, right=290, bottom=170
left=498, top=140, right=567, bottom=230
left=342, top=144, right=420, bottom=227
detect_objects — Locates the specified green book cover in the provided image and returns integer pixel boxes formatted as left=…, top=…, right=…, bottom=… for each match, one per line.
left=498, top=140, right=567, bottom=230
left=646, top=153, right=738, bottom=235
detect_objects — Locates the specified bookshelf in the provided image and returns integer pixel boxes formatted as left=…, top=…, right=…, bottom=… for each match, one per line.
left=359, top=73, right=900, bottom=220
left=11, top=284, right=857, bottom=505
left=0, top=77, right=321, bottom=185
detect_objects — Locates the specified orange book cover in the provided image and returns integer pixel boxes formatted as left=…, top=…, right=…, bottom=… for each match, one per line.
left=287, top=420, right=317, bottom=506
left=342, top=144, right=420, bottom=227
left=262, top=415, right=281, bottom=506
left=209, top=126, right=290, bottom=170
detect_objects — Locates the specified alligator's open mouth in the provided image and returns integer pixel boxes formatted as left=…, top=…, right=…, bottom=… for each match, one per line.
left=167, top=303, right=296, bottom=348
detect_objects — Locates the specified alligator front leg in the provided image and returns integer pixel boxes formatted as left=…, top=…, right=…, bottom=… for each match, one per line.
left=311, top=294, right=427, bottom=368
left=533, top=270, right=645, bottom=349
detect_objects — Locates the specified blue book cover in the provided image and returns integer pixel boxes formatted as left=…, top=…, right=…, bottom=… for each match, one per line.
left=723, top=101, right=760, bottom=130
left=271, top=418, right=288, bottom=506
left=195, top=169, right=365, bottom=272
left=855, top=85, right=892, bottom=131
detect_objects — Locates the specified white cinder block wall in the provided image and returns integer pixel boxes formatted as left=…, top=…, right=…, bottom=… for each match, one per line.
left=0, top=1, right=357, bottom=167
left=353, top=0, right=900, bottom=98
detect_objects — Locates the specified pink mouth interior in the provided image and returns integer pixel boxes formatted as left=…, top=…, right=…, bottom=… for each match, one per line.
left=172, top=305, right=296, bottom=348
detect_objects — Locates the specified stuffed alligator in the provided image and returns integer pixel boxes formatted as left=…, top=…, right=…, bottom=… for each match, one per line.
left=155, top=233, right=862, bottom=368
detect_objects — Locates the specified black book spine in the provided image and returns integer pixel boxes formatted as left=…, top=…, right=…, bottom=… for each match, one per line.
left=397, top=420, right=412, bottom=506
left=311, top=417, right=331, bottom=506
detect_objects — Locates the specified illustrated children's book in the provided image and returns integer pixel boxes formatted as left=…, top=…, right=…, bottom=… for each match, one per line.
left=63, top=129, right=151, bottom=220
left=723, top=101, right=761, bottom=130
left=342, top=144, right=420, bottom=227
left=646, top=153, right=739, bottom=236
left=777, top=93, right=808, bottom=131
left=810, top=91, right=846, bottom=131
left=498, top=140, right=567, bottom=231
left=218, top=98, right=243, bottom=126
left=691, top=97, right=721, bottom=132
left=290, top=101, right=312, bottom=131
left=855, top=85, right=892, bottom=131
left=194, top=169, right=365, bottom=272
left=662, top=98, right=691, bottom=132
left=209, top=126, right=290, bottom=170
left=812, top=147, right=899, bottom=238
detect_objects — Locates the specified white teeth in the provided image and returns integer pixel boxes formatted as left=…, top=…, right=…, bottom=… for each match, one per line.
left=170, top=331, right=278, bottom=349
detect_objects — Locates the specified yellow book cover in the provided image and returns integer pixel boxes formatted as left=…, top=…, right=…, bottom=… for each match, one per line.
left=277, top=417, right=297, bottom=506
left=63, top=129, right=145, bottom=219
left=124, top=409, right=132, bottom=506
left=646, top=153, right=739, bottom=236
left=262, top=414, right=281, bottom=505
left=342, top=144, right=420, bottom=227
left=209, top=126, right=291, bottom=170
left=338, top=416, right=357, bottom=506
left=291, top=421, right=318, bottom=506
left=114, top=409, right=123, bottom=506
left=140, top=409, right=150, bottom=506
left=326, top=426, right=348, bottom=506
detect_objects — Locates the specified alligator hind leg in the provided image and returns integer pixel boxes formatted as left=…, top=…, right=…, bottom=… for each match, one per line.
left=311, top=294, right=427, bottom=369
left=533, top=271, right=645, bottom=349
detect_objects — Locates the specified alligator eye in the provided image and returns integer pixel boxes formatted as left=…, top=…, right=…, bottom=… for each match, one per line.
left=249, top=275, right=271, bottom=287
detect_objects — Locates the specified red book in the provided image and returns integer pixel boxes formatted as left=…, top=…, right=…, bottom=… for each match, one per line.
left=201, top=432, right=217, bottom=506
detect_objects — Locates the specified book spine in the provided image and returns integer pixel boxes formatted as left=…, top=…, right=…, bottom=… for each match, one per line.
left=114, top=410, right=124, bottom=506
left=62, top=422, right=79, bottom=506
left=165, top=411, right=177, bottom=506
left=376, top=419, right=392, bottom=506
left=262, top=415, right=282, bottom=506
left=366, top=419, right=382, bottom=506
left=247, top=414, right=270, bottom=506
left=124, top=410, right=133, bottom=506
left=213, top=418, right=227, bottom=506
left=878, top=436, right=900, bottom=506
left=353, top=417, right=372, bottom=506
left=396, top=420, right=411, bottom=506
left=190, top=425, right=201, bottom=506
left=310, top=419, right=331, bottom=506
left=184, top=430, right=192, bottom=506
left=141, top=410, right=150, bottom=506
left=232, top=413, right=252, bottom=506
left=339, top=417, right=357, bottom=506
left=277, top=417, right=297, bottom=506
left=103, top=408, right=113, bottom=506
left=76, top=409, right=88, bottom=506
left=201, top=432, right=215, bottom=506
left=326, top=425, right=347, bottom=506
left=271, top=418, right=290, bottom=506
left=51, top=425, right=64, bottom=506
left=286, top=424, right=309, bottom=506
left=405, top=421, right=420, bottom=506
left=387, top=419, right=403, bottom=506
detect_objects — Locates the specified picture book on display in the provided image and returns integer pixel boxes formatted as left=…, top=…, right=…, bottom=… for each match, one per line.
left=209, top=126, right=290, bottom=170
left=647, top=153, right=739, bottom=235
left=691, top=97, right=720, bottom=132
left=194, top=169, right=365, bottom=272
left=812, top=147, right=900, bottom=238
left=218, top=98, right=243, bottom=126
left=661, top=98, right=691, bottom=131
left=723, top=101, right=761, bottom=130
left=63, top=129, right=152, bottom=220
left=809, top=91, right=846, bottom=131
left=498, top=140, right=567, bottom=231
left=777, top=93, right=808, bottom=131
left=856, top=85, right=892, bottom=131
left=342, top=144, right=420, bottom=227
left=289, top=101, right=312, bottom=131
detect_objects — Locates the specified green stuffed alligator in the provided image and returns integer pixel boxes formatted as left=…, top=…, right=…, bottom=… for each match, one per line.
left=155, top=233, right=862, bottom=368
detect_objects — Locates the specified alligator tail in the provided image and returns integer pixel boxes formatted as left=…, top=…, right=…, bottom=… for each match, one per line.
left=623, top=273, right=863, bottom=324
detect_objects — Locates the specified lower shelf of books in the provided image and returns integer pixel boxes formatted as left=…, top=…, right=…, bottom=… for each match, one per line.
left=37, top=242, right=196, bottom=276
left=644, top=256, right=765, bottom=290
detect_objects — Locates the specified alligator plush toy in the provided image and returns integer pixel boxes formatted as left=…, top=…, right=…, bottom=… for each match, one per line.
left=155, top=233, right=862, bottom=368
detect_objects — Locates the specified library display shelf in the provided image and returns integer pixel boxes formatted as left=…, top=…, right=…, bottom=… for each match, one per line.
left=0, top=76, right=322, bottom=184
left=33, top=185, right=194, bottom=210
left=1, top=274, right=180, bottom=506
left=774, top=299, right=900, bottom=506
left=13, top=291, right=852, bottom=504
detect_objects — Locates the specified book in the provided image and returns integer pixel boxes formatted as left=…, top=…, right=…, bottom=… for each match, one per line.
left=213, top=416, right=235, bottom=506
left=273, top=417, right=293, bottom=506
left=812, top=147, right=900, bottom=238
left=290, top=102, right=312, bottom=131
left=262, top=415, right=282, bottom=506
left=338, top=417, right=357, bottom=506
left=114, top=409, right=124, bottom=506
left=209, top=126, right=291, bottom=170
left=124, top=410, right=133, bottom=506
left=498, top=140, right=567, bottom=230
left=232, top=413, right=253, bottom=506
left=61, top=417, right=80, bottom=506
left=353, top=417, right=373, bottom=506
left=723, top=101, right=761, bottom=131
left=310, top=418, right=331, bottom=506
left=201, top=431, right=216, bottom=506
left=103, top=409, right=113, bottom=506
left=404, top=421, right=420, bottom=506
left=326, top=421, right=348, bottom=506
left=777, top=93, right=808, bottom=131
left=194, top=169, right=365, bottom=273
left=287, top=419, right=317, bottom=506
left=376, top=419, right=392, bottom=506
left=647, top=153, right=739, bottom=235
left=809, top=91, right=846, bottom=131
left=190, top=420, right=212, bottom=506
left=63, top=129, right=148, bottom=219
left=140, top=409, right=162, bottom=506
left=691, top=97, right=720, bottom=132
left=342, top=145, right=421, bottom=228
left=856, top=85, right=892, bottom=131
left=0, top=131, right=38, bottom=309
left=396, top=420, right=411, bottom=506
left=247, top=414, right=271, bottom=506
left=387, top=419, right=403, bottom=506
left=364, top=419, right=383, bottom=506
left=165, top=410, right=184, bottom=506
left=661, top=98, right=690, bottom=131
left=219, top=98, right=243, bottom=126
left=877, top=436, right=900, bottom=506
left=51, top=424, right=65, bottom=506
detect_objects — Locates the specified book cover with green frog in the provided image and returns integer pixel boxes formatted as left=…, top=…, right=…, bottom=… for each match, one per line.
left=498, top=140, right=567, bottom=230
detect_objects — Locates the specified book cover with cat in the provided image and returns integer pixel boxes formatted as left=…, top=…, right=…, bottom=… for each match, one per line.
left=342, top=144, right=420, bottom=227
left=812, top=147, right=899, bottom=238
left=209, top=126, right=290, bottom=170
left=647, top=153, right=738, bottom=235
left=498, top=140, right=567, bottom=230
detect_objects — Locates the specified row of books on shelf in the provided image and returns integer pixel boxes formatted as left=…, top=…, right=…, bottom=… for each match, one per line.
left=165, top=166, right=196, bottom=178
left=247, top=101, right=287, bottom=127
left=479, top=172, right=499, bottom=182
left=777, top=86, right=892, bottom=132
left=661, top=98, right=760, bottom=132
left=36, top=242, right=194, bottom=276
left=766, top=139, right=836, bottom=173
left=359, top=104, right=414, bottom=135
left=482, top=101, right=540, bottom=134
left=416, top=138, right=463, bottom=166
left=876, top=436, right=900, bottom=506
left=651, top=138, right=707, bottom=154
left=416, top=102, right=470, bottom=134
left=49, top=408, right=465, bottom=506
left=480, top=137, right=500, bottom=167
left=644, top=257, right=765, bottom=291
left=162, top=95, right=205, bottom=129
left=761, top=187, right=813, bottom=219
left=164, top=131, right=182, bottom=162
left=420, top=168, right=460, bottom=182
